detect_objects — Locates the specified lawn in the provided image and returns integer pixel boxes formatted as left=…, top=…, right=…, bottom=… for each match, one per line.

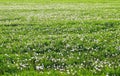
left=0, top=0, right=120, bottom=76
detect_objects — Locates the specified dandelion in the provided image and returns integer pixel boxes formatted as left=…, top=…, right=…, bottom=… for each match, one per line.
left=5, top=54, right=9, bottom=57
left=66, top=70, right=70, bottom=74
left=71, top=49, right=75, bottom=52
left=36, top=65, right=44, bottom=70
left=66, top=44, right=70, bottom=48
left=78, top=52, right=81, bottom=55
left=20, top=63, right=26, bottom=68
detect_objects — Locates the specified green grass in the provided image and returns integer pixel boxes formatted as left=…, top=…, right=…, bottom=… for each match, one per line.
left=0, top=0, right=120, bottom=76
left=0, top=0, right=120, bottom=3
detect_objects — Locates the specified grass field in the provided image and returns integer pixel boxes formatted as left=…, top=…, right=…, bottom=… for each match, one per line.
left=0, top=0, right=120, bottom=3
left=0, top=0, right=120, bottom=76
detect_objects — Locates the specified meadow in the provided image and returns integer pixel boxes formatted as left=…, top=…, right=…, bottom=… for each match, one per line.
left=0, top=0, right=120, bottom=76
